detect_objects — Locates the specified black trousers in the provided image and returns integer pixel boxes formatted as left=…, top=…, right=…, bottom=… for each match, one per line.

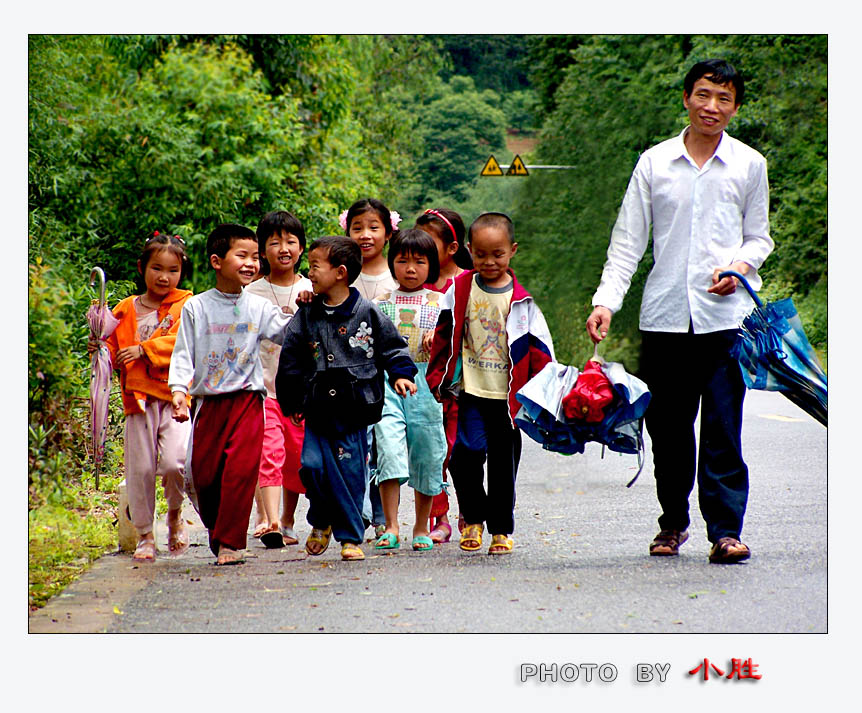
left=449, top=393, right=522, bottom=535
left=640, top=328, right=749, bottom=543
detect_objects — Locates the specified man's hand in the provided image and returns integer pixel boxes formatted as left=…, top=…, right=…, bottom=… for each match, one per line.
left=586, top=306, right=613, bottom=344
left=708, top=261, right=752, bottom=297
left=393, top=378, right=418, bottom=397
left=171, top=391, right=189, bottom=422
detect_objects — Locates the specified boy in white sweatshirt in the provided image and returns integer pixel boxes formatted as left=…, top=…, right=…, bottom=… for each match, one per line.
left=169, top=224, right=290, bottom=565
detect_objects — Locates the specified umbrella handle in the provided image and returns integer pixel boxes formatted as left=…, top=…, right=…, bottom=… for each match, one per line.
left=717, top=270, right=763, bottom=309
left=89, top=267, right=106, bottom=309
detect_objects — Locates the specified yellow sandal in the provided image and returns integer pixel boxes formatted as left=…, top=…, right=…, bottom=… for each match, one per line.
left=305, top=526, right=332, bottom=556
left=488, top=534, right=514, bottom=555
left=341, top=542, right=365, bottom=561
left=459, top=523, right=483, bottom=552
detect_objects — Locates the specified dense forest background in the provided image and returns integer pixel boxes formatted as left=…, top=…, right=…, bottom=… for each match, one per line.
left=29, top=34, right=827, bottom=500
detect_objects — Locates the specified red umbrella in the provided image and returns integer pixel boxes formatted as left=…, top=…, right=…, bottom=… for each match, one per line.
left=562, top=347, right=615, bottom=422
left=87, top=267, right=119, bottom=489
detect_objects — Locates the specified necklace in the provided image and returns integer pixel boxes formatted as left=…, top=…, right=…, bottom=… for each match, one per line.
left=268, top=274, right=299, bottom=315
left=216, top=289, right=242, bottom=317
left=137, top=295, right=161, bottom=311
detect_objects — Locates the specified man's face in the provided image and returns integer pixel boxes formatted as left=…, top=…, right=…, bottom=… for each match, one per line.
left=683, top=76, right=739, bottom=138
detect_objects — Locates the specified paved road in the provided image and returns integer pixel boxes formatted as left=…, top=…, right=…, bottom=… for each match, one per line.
left=29, top=389, right=826, bottom=634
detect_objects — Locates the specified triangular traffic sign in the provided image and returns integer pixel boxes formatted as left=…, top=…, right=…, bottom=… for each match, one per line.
left=506, top=154, right=529, bottom=176
left=481, top=155, right=504, bottom=176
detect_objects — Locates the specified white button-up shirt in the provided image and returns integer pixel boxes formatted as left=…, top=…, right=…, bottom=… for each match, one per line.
left=592, top=128, right=773, bottom=334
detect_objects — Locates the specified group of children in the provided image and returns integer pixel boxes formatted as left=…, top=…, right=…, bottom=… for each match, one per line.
left=102, top=198, right=554, bottom=565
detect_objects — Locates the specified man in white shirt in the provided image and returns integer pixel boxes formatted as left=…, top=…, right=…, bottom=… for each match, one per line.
left=586, top=59, right=773, bottom=564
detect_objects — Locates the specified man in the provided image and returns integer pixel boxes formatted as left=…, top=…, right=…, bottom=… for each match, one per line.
left=585, top=59, right=773, bottom=564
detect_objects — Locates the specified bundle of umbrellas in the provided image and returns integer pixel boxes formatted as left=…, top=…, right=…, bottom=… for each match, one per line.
left=719, top=270, right=827, bottom=427
left=86, top=267, right=118, bottom=489
left=515, top=350, right=651, bottom=486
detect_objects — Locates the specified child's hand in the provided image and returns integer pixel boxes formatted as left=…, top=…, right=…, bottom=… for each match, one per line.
left=171, top=391, right=189, bottom=422
left=421, top=330, right=434, bottom=355
left=296, top=290, right=315, bottom=304
left=393, top=378, right=417, bottom=397
left=87, top=337, right=101, bottom=355
left=289, top=412, right=304, bottom=427
left=116, top=344, right=145, bottom=365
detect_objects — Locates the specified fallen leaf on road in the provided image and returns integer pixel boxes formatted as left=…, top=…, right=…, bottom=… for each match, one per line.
left=113, top=606, right=123, bottom=615
left=417, top=577, right=432, bottom=582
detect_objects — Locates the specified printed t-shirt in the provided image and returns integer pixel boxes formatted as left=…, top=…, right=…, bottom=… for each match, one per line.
left=375, top=288, right=442, bottom=363
left=461, top=275, right=512, bottom=400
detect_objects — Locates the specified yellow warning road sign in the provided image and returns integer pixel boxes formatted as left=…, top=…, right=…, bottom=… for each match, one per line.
left=506, top=154, right=529, bottom=176
left=480, top=155, right=504, bottom=177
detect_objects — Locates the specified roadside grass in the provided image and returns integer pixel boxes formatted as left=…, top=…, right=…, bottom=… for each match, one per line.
left=28, top=469, right=122, bottom=610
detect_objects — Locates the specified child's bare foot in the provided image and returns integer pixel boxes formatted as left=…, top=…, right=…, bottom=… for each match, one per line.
left=252, top=521, right=269, bottom=539
left=133, top=535, right=156, bottom=561
left=166, top=510, right=189, bottom=556
left=216, top=546, right=245, bottom=566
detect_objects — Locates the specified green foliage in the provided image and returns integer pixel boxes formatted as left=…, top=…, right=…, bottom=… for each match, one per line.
left=404, top=75, right=508, bottom=209
left=439, top=35, right=530, bottom=93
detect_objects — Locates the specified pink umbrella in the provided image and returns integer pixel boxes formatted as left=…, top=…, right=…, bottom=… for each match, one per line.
left=87, top=267, right=119, bottom=489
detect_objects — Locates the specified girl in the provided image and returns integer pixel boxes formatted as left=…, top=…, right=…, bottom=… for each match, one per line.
left=415, top=208, right=471, bottom=543
left=415, top=207, right=472, bottom=292
left=245, top=211, right=312, bottom=548
left=104, top=232, right=193, bottom=561
left=340, top=197, right=401, bottom=302
left=373, top=229, right=447, bottom=551
left=340, top=197, right=401, bottom=537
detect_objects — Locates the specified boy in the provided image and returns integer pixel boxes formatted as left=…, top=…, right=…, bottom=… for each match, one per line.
left=426, top=212, right=555, bottom=555
left=586, top=59, right=772, bottom=564
left=169, top=224, right=290, bottom=565
left=275, top=236, right=417, bottom=562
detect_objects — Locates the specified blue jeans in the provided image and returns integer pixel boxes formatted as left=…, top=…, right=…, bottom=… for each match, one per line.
left=300, top=425, right=370, bottom=544
left=640, top=328, right=748, bottom=543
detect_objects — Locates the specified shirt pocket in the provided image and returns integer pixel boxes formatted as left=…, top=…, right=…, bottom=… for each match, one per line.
left=711, top=201, right=743, bottom=249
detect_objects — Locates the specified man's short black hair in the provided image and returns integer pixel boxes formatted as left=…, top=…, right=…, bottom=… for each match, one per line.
left=684, top=59, right=745, bottom=106
left=468, top=212, right=515, bottom=245
left=308, top=236, right=362, bottom=283
left=207, top=223, right=257, bottom=259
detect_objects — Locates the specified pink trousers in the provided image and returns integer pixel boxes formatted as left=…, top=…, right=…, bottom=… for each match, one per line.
left=124, top=399, right=190, bottom=535
left=258, top=397, right=306, bottom=493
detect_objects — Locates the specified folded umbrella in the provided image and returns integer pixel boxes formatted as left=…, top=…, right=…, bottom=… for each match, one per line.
left=719, top=271, right=827, bottom=426
left=516, top=356, right=651, bottom=486
left=87, top=267, right=119, bottom=489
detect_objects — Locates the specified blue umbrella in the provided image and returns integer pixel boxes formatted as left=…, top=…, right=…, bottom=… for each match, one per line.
left=719, top=270, right=827, bottom=426
left=515, top=360, right=651, bottom=486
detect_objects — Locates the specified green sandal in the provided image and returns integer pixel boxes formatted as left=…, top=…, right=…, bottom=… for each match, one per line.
left=374, top=532, right=400, bottom=549
left=412, top=535, right=434, bottom=552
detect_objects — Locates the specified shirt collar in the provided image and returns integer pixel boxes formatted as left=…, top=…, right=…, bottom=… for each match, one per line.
left=674, top=127, right=732, bottom=167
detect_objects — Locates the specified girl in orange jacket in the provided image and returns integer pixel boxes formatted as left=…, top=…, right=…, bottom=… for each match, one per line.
left=104, top=233, right=194, bottom=561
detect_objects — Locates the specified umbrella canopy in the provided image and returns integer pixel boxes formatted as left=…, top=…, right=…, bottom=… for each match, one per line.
left=719, top=271, right=827, bottom=427
left=87, top=267, right=119, bottom=489
left=515, top=360, right=651, bottom=486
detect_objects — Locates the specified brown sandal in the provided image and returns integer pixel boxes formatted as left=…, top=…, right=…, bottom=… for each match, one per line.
left=709, top=537, right=751, bottom=564
left=649, top=529, right=689, bottom=556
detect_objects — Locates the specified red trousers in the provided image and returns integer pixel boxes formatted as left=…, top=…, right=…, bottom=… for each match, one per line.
left=430, top=397, right=458, bottom=519
left=191, top=391, right=264, bottom=554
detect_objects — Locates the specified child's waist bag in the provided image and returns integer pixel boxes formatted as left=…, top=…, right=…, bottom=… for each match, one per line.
left=306, top=363, right=384, bottom=429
